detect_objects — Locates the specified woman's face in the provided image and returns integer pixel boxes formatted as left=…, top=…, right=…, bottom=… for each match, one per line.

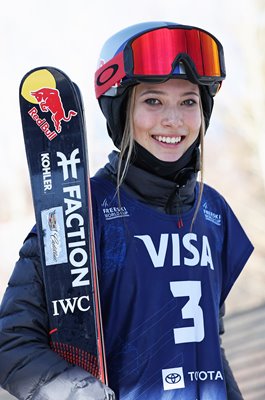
left=133, top=79, right=201, bottom=162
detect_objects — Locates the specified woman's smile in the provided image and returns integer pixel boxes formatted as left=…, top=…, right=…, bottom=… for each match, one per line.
left=152, top=135, right=182, bottom=144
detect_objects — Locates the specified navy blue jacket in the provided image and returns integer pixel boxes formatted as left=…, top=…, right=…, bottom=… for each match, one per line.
left=0, top=152, right=244, bottom=399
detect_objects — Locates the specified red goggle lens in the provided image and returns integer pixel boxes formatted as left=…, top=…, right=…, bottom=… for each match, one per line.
left=132, top=27, right=221, bottom=77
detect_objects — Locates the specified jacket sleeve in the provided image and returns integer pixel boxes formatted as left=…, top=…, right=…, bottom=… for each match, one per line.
left=0, top=234, right=70, bottom=398
left=0, top=233, right=114, bottom=400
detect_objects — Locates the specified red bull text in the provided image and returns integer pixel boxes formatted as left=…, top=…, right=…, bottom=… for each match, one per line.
left=29, top=87, right=77, bottom=140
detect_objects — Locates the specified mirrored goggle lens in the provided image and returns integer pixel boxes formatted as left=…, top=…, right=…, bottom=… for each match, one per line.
left=131, top=27, right=223, bottom=78
left=95, top=26, right=225, bottom=98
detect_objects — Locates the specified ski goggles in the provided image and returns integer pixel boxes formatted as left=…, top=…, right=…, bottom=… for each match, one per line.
left=95, top=25, right=225, bottom=98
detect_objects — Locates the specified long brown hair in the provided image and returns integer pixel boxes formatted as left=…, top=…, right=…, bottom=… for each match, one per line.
left=191, top=102, right=205, bottom=231
left=116, top=87, right=136, bottom=190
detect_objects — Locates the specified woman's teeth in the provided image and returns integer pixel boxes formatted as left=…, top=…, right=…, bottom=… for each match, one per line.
left=155, top=135, right=182, bottom=144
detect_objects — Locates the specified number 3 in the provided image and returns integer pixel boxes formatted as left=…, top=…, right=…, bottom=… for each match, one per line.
left=170, top=281, right=205, bottom=344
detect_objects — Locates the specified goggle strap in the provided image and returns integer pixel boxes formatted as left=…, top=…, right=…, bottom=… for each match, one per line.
left=95, top=52, right=125, bottom=98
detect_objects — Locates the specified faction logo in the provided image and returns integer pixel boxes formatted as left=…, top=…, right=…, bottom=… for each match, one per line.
left=162, top=367, right=185, bottom=390
left=21, top=69, right=77, bottom=140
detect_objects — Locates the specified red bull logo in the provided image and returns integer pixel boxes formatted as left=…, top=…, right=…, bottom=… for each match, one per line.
left=21, top=68, right=78, bottom=141
left=31, top=88, right=77, bottom=134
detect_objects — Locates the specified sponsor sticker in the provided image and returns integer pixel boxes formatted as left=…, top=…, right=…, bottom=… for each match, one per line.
left=41, top=206, right=68, bottom=265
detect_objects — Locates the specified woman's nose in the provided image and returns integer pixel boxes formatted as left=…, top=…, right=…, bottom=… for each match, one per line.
left=161, top=107, right=183, bottom=127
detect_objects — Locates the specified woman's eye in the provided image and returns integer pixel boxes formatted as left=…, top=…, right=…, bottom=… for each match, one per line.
left=183, top=99, right=197, bottom=106
left=145, top=98, right=160, bottom=105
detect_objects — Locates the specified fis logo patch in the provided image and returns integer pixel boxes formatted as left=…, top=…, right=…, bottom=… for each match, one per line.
left=162, top=367, right=185, bottom=390
left=101, top=198, right=130, bottom=221
left=203, top=202, right=222, bottom=226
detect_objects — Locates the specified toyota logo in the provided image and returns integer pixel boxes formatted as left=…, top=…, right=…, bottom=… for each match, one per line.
left=165, top=372, right=181, bottom=384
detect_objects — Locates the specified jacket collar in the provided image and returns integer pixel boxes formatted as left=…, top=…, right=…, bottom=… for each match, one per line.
left=99, top=150, right=198, bottom=215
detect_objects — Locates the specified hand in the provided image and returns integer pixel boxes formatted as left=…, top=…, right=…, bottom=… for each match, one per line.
left=73, top=373, right=115, bottom=400
left=32, top=366, right=116, bottom=400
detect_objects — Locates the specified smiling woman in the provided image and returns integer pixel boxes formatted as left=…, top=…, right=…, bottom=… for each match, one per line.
left=0, top=20, right=254, bottom=400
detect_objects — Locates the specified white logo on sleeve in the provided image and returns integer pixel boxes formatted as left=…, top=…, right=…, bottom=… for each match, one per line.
left=202, top=202, right=222, bottom=226
left=162, top=367, right=185, bottom=390
left=101, top=198, right=130, bottom=220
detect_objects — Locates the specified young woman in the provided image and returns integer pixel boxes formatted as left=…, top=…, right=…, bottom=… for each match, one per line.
left=0, top=22, right=253, bottom=399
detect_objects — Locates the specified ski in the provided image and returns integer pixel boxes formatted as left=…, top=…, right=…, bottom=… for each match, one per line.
left=19, top=66, right=107, bottom=384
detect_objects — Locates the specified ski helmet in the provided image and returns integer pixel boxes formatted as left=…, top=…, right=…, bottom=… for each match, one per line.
left=95, top=21, right=226, bottom=148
